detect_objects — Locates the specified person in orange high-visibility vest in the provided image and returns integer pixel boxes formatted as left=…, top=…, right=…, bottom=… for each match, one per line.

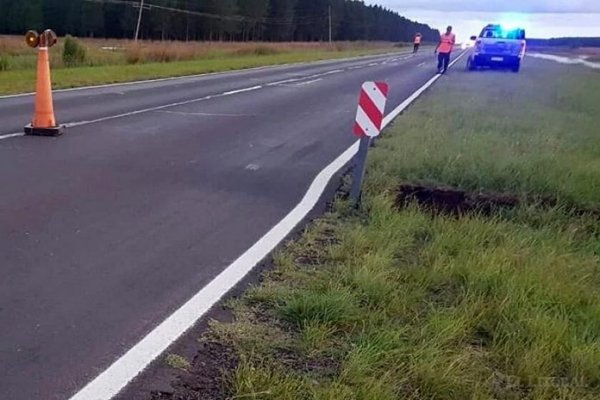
left=413, top=33, right=422, bottom=53
left=434, top=26, right=456, bottom=74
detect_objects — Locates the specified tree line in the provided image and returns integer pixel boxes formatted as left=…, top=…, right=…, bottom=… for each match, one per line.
left=0, top=0, right=440, bottom=43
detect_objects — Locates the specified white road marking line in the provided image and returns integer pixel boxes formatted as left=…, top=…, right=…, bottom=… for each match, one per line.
left=245, top=164, right=260, bottom=171
left=0, top=64, right=347, bottom=140
left=267, top=77, right=305, bottom=86
left=0, top=133, right=25, bottom=140
left=60, top=86, right=261, bottom=129
left=67, top=50, right=467, bottom=400
left=1, top=51, right=431, bottom=142
left=418, top=62, right=426, bottom=67
left=321, top=69, right=344, bottom=76
left=368, top=62, right=379, bottom=66
left=293, top=78, right=323, bottom=86
left=222, top=86, right=262, bottom=96
left=157, top=111, right=254, bottom=118
left=268, top=69, right=341, bottom=87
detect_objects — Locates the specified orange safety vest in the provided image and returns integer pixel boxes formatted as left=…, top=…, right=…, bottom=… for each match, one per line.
left=438, top=33, right=455, bottom=53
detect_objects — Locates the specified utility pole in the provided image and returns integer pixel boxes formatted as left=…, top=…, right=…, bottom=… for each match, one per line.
left=134, top=0, right=145, bottom=41
left=328, top=5, right=332, bottom=44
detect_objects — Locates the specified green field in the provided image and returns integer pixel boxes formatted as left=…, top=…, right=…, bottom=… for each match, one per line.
left=0, top=37, right=401, bottom=95
left=164, top=58, right=600, bottom=400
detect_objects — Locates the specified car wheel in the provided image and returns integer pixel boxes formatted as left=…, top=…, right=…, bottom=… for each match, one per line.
left=512, top=62, right=521, bottom=73
left=467, top=57, right=476, bottom=71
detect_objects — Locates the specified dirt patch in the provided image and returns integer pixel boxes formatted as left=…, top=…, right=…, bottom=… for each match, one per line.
left=396, top=184, right=520, bottom=215
left=150, top=341, right=237, bottom=400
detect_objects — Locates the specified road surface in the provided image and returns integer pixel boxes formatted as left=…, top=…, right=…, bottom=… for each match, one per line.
left=0, top=51, right=449, bottom=400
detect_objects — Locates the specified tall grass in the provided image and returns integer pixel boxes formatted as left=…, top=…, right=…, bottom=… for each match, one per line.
left=0, top=35, right=395, bottom=70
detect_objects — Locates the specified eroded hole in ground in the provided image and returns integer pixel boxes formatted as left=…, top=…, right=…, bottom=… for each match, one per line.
left=396, top=184, right=520, bottom=216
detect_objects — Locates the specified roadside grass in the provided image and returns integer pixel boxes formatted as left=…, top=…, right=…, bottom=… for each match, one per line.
left=192, top=57, right=600, bottom=400
left=0, top=36, right=401, bottom=94
left=368, top=58, right=600, bottom=210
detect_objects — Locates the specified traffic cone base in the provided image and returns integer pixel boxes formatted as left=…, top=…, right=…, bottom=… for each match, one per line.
left=24, top=124, right=65, bottom=137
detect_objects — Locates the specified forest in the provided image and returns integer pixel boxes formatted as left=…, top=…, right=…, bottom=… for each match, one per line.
left=0, top=0, right=439, bottom=42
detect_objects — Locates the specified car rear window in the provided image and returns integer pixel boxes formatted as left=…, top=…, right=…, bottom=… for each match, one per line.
left=481, top=27, right=526, bottom=40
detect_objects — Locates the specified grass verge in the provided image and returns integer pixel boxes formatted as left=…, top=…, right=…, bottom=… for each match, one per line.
left=0, top=38, right=402, bottom=95
left=163, top=58, right=600, bottom=399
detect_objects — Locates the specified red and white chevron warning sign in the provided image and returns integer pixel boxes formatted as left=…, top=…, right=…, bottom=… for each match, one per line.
left=353, top=81, right=389, bottom=138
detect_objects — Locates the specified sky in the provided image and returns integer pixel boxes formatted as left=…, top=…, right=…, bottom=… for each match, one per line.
left=366, top=0, right=600, bottom=41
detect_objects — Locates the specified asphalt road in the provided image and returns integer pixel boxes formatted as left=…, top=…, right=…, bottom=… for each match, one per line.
left=0, top=50, right=448, bottom=400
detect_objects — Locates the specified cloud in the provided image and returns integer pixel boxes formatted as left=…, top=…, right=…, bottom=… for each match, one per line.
left=396, top=9, right=600, bottom=40
left=373, top=0, right=600, bottom=14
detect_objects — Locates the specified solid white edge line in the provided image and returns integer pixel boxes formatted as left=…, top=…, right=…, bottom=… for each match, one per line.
left=0, top=50, right=414, bottom=100
left=69, top=141, right=360, bottom=400
left=68, top=50, right=466, bottom=400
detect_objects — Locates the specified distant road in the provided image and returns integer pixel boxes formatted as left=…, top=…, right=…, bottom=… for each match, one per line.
left=1, top=50, right=444, bottom=400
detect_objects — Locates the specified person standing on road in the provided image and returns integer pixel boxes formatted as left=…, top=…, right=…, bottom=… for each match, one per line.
left=413, top=33, right=422, bottom=53
left=435, top=26, right=456, bottom=74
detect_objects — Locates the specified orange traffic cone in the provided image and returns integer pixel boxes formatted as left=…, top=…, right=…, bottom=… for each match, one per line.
left=24, top=30, right=64, bottom=137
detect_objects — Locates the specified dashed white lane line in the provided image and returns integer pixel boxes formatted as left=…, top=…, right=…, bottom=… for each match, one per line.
left=59, top=86, right=262, bottom=130
left=293, top=78, right=323, bottom=86
left=222, top=85, right=262, bottom=96
left=67, top=50, right=467, bottom=400
left=2, top=54, right=427, bottom=141
left=0, top=132, right=25, bottom=140
left=267, top=77, right=306, bottom=86
left=321, top=69, right=344, bottom=75
left=0, top=50, right=415, bottom=101
left=245, top=163, right=260, bottom=171
left=157, top=111, right=254, bottom=118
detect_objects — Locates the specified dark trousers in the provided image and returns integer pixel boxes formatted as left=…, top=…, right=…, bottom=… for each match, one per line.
left=413, top=43, right=420, bottom=53
left=437, top=52, right=451, bottom=72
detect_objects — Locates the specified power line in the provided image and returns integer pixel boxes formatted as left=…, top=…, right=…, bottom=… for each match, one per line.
left=84, top=0, right=328, bottom=26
